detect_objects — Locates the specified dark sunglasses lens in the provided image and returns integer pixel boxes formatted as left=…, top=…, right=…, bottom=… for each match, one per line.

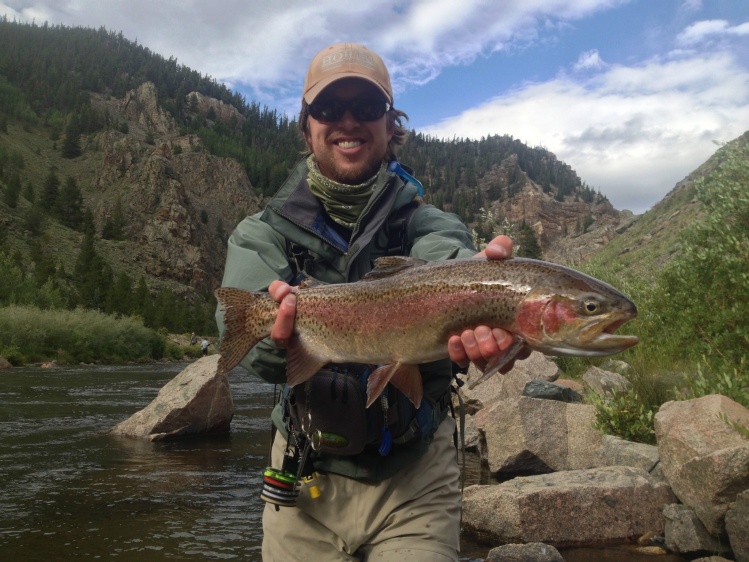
left=309, top=99, right=388, bottom=122
left=353, top=100, right=388, bottom=121
left=309, top=100, right=344, bottom=122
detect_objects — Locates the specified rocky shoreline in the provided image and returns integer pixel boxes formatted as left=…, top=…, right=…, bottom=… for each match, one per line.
left=456, top=355, right=748, bottom=562
left=104, top=354, right=747, bottom=561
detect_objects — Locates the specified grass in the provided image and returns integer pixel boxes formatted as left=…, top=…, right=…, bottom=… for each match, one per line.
left=0, top=305, right=187, bottom=365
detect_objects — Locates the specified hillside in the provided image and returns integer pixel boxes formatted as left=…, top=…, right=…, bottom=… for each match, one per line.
left=0, top=19, right=635, bottom=333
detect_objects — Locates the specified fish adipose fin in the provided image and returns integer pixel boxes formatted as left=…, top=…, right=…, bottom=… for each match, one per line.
left=215, top=287, right=273, bottom=376
left=366, top=363, right=423, bottom=409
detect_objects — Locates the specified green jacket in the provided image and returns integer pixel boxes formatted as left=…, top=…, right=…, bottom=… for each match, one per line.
left=216, top=156, right=476, bottom=480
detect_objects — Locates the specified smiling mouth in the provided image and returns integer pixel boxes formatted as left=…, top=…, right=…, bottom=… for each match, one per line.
left=337, top=140, right=364, bottom=149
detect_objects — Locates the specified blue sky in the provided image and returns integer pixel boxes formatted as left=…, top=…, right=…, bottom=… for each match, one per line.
left=3, top=0, right=748, bottom=214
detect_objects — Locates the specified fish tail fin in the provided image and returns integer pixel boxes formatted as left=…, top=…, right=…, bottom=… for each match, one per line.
left=215, top=287, right=275, bottom=376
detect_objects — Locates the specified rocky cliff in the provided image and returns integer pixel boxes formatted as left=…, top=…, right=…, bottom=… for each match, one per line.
left=88, top=82, right=263, bottom=293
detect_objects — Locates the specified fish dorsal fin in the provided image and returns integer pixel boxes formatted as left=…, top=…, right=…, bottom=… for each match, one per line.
left=298, top=275, right=326, bottom=289
left=362, top=256, right=428, bottom=281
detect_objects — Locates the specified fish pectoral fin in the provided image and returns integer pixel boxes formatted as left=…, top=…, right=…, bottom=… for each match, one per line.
left=285, top=338, right=326, bottom=387
left=468, top=340, right=528, bottom=389
left=366, top=363, right=423, bottom=409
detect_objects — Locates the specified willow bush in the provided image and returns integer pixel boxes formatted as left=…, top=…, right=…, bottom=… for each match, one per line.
left=0, top=305, right=168, bottom=364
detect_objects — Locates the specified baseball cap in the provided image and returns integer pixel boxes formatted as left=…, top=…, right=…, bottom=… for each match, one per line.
left=303, top=43, right=393, bottom=105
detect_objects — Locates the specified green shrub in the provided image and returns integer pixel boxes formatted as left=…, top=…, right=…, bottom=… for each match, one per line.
left=588, top=387, right=657, bottom=444
left=0, top=305, right=168, bottom=364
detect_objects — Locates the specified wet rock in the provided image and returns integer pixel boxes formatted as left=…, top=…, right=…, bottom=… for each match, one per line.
left=0, top=356, right=11, bottom=369
left=462, top=466, right=675, bottom=548
left=655, top=395, right=749, bottom=536
left=111, top=355, right=233, bottom=441
left=485, top=542, right=564, bottom=561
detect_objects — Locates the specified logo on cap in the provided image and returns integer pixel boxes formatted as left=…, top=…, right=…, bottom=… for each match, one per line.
left=321, top=49, right=376, bottom=72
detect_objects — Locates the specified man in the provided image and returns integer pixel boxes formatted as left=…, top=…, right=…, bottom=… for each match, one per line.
left=217, top=43, right=522, bottom=561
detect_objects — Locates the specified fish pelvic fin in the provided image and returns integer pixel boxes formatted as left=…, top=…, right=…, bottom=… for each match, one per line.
left=215, top=287, right=275, bottom=376
left=285, top=339, right=327, bottom=388
left=366, top=363, right=423, bottom=409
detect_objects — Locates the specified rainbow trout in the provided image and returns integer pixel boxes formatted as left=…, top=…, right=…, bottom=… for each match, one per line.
left=215, top=257, right=638, bottom=408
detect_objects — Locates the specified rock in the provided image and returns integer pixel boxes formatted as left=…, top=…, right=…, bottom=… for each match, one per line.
left=110, top=355, right=233, bottom=441
left=522, top=380, right=583, bottom=403
left=596, top=435, right=663, bottom=478
left=458, top=352, right=560, bottom=413
left=654, top=395, right=749, bottom=536
left=485, top=542, right=564, bottom=561
left=692, top=557, right=733, bottom=562
left=462, top=466, right=676, bottom=548
left=634, top=546, right=668, bottom=555
left=456, top=410, right=480, bottom=451
left=582, top=365, right=630, bottom=398
left=0, top=356, right=11, bottom=369
left=663, top=504, right=728, bottom=555
left=599, top=359, right=632, bottom=375
left=476, top=396, right=603, bottom=476
left=551, top=378, right=584, bottom=394
left=726, top=489, right=749, bottom=562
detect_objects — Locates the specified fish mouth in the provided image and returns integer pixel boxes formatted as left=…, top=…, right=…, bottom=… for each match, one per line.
left=541, top=313, right=639, bottom=357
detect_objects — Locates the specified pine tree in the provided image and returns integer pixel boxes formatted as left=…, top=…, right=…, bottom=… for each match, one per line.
left=56, top=176, right=84, bottom=229
left=61, top=116, right=82, bottom=158
left=41, top=171, right=61, bottom=211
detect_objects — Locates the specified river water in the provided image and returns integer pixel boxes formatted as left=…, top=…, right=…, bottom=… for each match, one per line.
left=0, top=364, right=686, bottom=561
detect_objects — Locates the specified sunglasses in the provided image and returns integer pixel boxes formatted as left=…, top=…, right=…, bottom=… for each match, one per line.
left=307, top=98, right=390, bottom=123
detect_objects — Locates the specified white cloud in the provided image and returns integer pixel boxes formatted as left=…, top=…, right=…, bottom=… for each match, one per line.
left=573, top=49, right=606, bottom=71
left=421, top=53, right=749, bottom=213
left=1, top=0, right=623, bottom=104
left=677, top=19, right=749, bottom=46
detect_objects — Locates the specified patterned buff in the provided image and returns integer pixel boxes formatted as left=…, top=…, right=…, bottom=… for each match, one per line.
left=306, top=155, right=383, bottom=229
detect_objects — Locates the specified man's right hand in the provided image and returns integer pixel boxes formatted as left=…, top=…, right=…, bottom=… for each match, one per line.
left=268, top=280, right=297, bottom=348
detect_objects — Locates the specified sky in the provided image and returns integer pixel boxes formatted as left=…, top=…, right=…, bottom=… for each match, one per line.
left=2, top=0, right=748, bottom=214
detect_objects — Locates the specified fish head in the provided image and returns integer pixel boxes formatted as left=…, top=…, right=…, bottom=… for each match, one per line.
left=516, top=270, right=639, bottom=357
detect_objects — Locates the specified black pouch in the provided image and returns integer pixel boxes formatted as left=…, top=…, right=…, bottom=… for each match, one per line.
left=285, top=365, right=420, bottom=456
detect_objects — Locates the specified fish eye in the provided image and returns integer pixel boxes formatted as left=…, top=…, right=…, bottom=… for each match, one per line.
left=584, top=301, right=599, bottom=314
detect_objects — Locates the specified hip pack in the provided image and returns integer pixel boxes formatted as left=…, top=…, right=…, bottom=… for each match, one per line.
left=284, top=365, right=446, bottom=456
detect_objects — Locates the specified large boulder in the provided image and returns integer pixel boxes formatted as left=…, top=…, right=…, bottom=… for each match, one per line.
left=462, top=466, right=675, bottom=548
left=475, top=396, right=603, bottom=476
left=0, top=356, right=11, bottom=369
left=111, top=355, right=233, bottom=441
left=654, top=395, right=749, bottom=536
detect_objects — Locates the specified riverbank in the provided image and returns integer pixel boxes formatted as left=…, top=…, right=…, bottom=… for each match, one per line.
left=0, top=304, right=217, bottom=367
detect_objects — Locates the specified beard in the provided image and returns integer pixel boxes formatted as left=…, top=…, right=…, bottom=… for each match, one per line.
left=314, top=150, right=384, bottom=185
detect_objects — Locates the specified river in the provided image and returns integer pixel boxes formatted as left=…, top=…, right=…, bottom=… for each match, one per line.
left=0, top=364, right=686, bottom=561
